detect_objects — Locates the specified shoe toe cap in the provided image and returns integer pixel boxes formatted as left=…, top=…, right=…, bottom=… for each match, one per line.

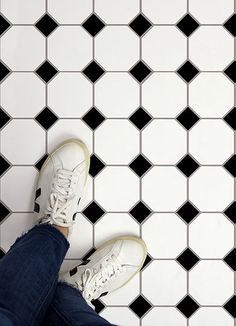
left=53, top=140, right=89, bottom=171
left=116, top=238, right=147, bottom=268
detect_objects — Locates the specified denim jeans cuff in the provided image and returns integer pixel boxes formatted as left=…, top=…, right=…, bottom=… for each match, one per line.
left=30, top=223, right=70, bottom=251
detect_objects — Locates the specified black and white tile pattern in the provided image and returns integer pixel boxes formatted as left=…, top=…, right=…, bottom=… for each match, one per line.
left=0, top=0, right=236, bottom=325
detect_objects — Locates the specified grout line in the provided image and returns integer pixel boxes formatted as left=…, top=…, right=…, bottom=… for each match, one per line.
left=186, top=0, right=190, bottom=309
left=234, top=26, right=236, bottom=305
left=7, top=70, right=228, bottom=73
left=3, top=163, right=231, bottom=168
left=92, top=0, right=95, bottom=249
left=138, top=3, right=143, bottom=322
left=7, top=23, right=228, bottom=27
left=5, top=116, right=229, bottom=121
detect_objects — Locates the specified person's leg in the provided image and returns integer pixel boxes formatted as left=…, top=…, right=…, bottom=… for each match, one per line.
left=43, top=236, right=147, bottom=326
left=43, top=282, right=116, bottom=326
left=0, top=138, right=91, bottom=326
left=0, top=223, right=69, bottom=326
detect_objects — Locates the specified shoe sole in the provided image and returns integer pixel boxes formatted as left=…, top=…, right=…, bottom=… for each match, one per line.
left=38, top=138, right=91, bottom=186
left=90, top=235, right=148, bottom=295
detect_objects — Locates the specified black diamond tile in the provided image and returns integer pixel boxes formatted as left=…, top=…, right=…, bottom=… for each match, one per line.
left=177, top=154, right=199, bottom=177
left=177, top=295, right=199, bottom=318
left=177, top=61, right=199, bottom=83
left=177, top=14, right=199, bottom=36
left=129, top=295, right=152, bottom=317
left=177, top=201, right=199, bottom=223
left=141, top=253, right=152, bottom=270
left=36, top=61, right=58, bottom=83
left=0, top=14, right=11, bottom=36
left=82, top=201, right=105, bottom=223
left=224, top=249, right=236, bottom=271
left=224, top=296, right=236, bottom=318
left=177, top=248, right=199, bottom=271
left=82, top=61, right=105, bottom=83
left=0, top=61, right=11, bottom=81
left=89, top=154, right=105, bottom=177
left=129, top=201, right=152, bottom=223
left=224, top=202, right=236, bottom=223
left=129, top=107, right=152, bottom=130
left=129, top=154, right=152, bottom=177
left=82, top=107, right=105, bottom=130
left=0, top=155, right=10, bottom=177
left=82, top=14, right=105, bottom=36
left=35, top=14, right=58, bottom=37
left=129, top=61, right=151, bottom=82
left=0, top=202, right=10, bottom=222
left=129, top=14, right=152, bottom=36
left=0, top=108, right=11, bottom=129
left=35, top=107, right=58, bottom=130
left=224, top=155, right=236, bottom=177
left=0, top=248, right=5, bottom=259
left=177, top=107, right=199, bottom=130
left=35, top=154, right=48, bottom=171
left=91, top=298, right=105, bottom=313
left=224, top=61, right=236, bottom=83
left=224, top=14, right=236, bottom=36
left=224, top=107, right=236, bottom=130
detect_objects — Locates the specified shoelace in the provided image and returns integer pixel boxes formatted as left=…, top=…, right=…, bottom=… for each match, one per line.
left=75, top=254, right=123, bottom=309
left=41, top=169, right=79, bottom=226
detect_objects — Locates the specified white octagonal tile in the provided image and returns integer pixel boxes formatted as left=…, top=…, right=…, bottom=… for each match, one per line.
left=142, top=119, right=187, bottom=164
left=1, top=167, right=38, bottom=211
left=95, top=72, right=139, bottom=118
left=95, top=26, right=139, bottom=71
left=95, top=167, right=139, bottom=211
left=48, top=0, right=93, bottom=24
left=189, top=120, right=234, bottom=164
left=189, top=73, right=234, bottom=118
left=189, top=260, right=234, bottom=305
left=1, top=73, right=45, bottom=117
left=1, top=0, right=45, bottom=24
left=48, top=73, right=92, bottom=118
left=95, top=0, right=139, bottom=24
left=142, top=73, right=187, bottom=118
left=142, top=167, right=187, bottom=211
left=1, top=26, right=45, bottom=71
left=142, top=213, right=187, bottom=258
left=1, top=119, right=45, bottom=164
left=142, top=260, right=187, bottom=305
left=189, top=167, right=234, bottom=211
left=48, top=26, right=92, bottom=71
left=95, top=120, right=139, bottom=164
left=189, top=213, right=234, bottom=258
left=189, top=27, right=234, bottom=71
left=142, top=27, right=187, bottom=71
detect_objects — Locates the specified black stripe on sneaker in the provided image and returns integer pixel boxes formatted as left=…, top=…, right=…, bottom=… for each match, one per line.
left=34, top=202, right=40, bottom=213
left=35, top=188, right=41, bottom=199
left=99, top=291, right=109, bottom=298
left=69, top=266, right=78, bottom=276
left=79, top=259, right=90, bottom=266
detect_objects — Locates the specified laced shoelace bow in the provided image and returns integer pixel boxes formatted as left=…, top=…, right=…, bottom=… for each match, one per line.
left=75, top=254, right=123, bottom=309
left=41, top=169, right=79, bottom=226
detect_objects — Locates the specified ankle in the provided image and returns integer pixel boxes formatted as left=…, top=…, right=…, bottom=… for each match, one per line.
left=53, top=225, right=69, bottom=238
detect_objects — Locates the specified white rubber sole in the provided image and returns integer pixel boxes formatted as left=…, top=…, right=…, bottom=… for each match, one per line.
left=89, top=235, right=148, bottom=294
left=38, top=138, right=91, bottom=186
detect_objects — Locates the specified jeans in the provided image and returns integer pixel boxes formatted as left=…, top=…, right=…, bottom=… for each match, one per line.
left=0, top=223, right=117, bottom=326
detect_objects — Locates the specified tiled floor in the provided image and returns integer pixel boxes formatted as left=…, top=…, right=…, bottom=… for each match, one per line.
left=0, top=0, right=236, bottom=325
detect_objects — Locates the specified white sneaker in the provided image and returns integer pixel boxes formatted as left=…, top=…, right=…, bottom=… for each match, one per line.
left=59, top=236, right=147, bottom=309
left=34, top=138, right=90, bottom=239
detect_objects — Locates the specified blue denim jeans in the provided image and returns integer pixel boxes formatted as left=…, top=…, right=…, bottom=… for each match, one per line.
left=0, top=223, right=116, bottom=326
